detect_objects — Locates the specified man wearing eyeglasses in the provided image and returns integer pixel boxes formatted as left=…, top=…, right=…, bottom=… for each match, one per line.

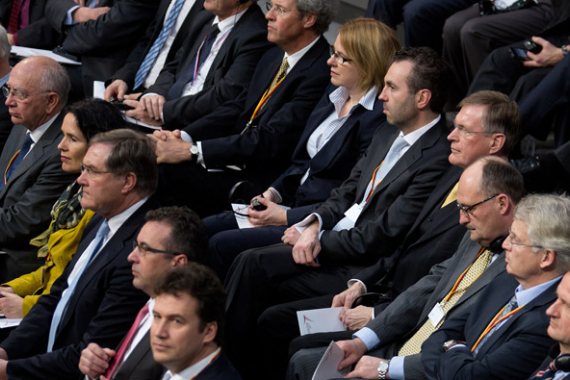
left=0, top=130, right=158, bottom=379
left=0, top=56, right=76, bottom=283
left=79, top=206, right=208, bottom=380
left=287, top=157, right=525, bottom=380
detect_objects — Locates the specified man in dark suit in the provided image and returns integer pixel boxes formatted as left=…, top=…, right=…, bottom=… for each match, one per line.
left=151, top=263, right=241, bottom=380
left=0, top=0, right=60, bottom=48
left=0, top=25, right=12, bottom=156
left=422, top=193, right=568, bottom=380
left=287, top=157, right=525, bottom=380
left=150, top=0, right=338, bottom=217
left=223, top=46, right=451, bottom=379
left=79, top=206, right=208, bottom=380
left=0, top=130, right=158, bottom=379
left=256, top=91, right=520, bottom=377
left=44, top=0, right=159, bottom=97
left=103, top=0, right=207, bottom=101
left=124, top=0, right=272, bottom=128
left=529, top=271, right=570, bottom=380
left=0, top=56, right=76, bottom=282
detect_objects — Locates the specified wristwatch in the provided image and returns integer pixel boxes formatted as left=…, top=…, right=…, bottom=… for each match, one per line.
left=189, top=144, right=200, bottom=159
left=443, top=339, right=466, bottom=352
left=562, top=45, right=570, bottom=56
left=377, top=359, right=390, bottom=379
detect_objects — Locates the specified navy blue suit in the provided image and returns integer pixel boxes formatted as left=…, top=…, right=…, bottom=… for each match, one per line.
left=0, top=202, right=154, bottom=379
left=422, top=271, right=558, bottom=380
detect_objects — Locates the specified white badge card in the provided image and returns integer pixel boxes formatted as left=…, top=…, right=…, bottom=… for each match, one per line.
left=344, top=204, right=363, bottom=223
left=428, top=303, right=445, bottom=327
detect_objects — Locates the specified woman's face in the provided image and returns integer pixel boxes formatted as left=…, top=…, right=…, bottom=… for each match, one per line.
left=57, top=113, right=88, bottom=173
left=327, top=35, right=360, bottom=92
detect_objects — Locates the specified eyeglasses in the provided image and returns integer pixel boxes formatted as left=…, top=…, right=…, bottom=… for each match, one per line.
left=452, top=123, right=500, bottom=137
left=265, top=2, right=289, bottom=17
left=457, top=194, right=499, bottom=218
left=2, top=84, right=50, bottom=102
left=506, top=231, right=545, bottom=250
left=80, top=164, right=112, bottom=177
left=329, top=45, right=353, bottom=64
left=132, top=241, right=178, bottom=256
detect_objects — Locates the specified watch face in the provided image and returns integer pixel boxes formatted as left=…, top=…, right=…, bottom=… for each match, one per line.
left=378, top=361, right=389, bottom=372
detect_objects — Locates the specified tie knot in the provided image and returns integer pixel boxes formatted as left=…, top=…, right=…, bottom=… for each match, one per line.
left=96, top=220, right=110, bottom=240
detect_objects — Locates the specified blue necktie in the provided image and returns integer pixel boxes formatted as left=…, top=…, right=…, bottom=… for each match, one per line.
left=133, top=0, right=186, bottom=91
left=472, top=295, right=518, bottom=356
left=0, top=133, right=33, bottom=192
left=166, top=23, right=220, bottom=100
left=47, top=220, right=110, bottom=352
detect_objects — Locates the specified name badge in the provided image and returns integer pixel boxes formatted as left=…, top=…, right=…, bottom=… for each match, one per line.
left=344, top=204, right=363, bottom=223
left=428, top=302, right=445, bottom=327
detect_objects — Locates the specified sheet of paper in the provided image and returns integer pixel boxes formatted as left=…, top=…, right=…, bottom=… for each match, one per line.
left=0, top=318, right=21, bottom=328
left=297, top=307, right=345, bottom=336
left=232, top=203, right=254, bottom=229
left=122, top=114, right=162, bottom=130
left=312, top=341, right=350, bottom=380
left=93, top=81, right=105, bottom=99
left=11, top=46, right=81, bottom=65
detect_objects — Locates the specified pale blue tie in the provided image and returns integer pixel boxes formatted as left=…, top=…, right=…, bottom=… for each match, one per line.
left=472, top=295, right=518, bottom=356
left=333, top=135, right=408, bottom=231
left=133, top=0, right=186, bottom=90
left=47, top=220, right=110, bottom=352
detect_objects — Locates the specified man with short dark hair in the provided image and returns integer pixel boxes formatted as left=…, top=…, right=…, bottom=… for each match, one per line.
left=0, top=129, right=159, bottom=379
left=151, top=263, right=241, bottom=380
left=79, top=206, right=208, bottom=380
left=0, top=56, right=76, bottom=282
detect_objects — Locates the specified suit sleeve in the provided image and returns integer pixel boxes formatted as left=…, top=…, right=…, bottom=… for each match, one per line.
left=318, top=150, right=450, bottom=261
left=3, top=244, right=148, bottom=378
left=47, top=0, right=158, bottom=56
left=0, top=154, right=76, bottom=249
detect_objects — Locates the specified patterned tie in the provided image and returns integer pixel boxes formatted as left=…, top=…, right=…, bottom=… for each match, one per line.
left=6, top=0, right=22, bottom=33
left=1, top=133, right=33, bottom=192
left=441, top=182, right=459, bottom=208
left=268, top=57, right=289, bottom=93
left=104, top=303, right=150, bottom=379
left=133, top=0, right=186, bottom=90
left=532, top=359, right=557, bottom=380
left=47, top=220, right=110, bottom=352
left=472, top=295, right=518, bottom=356
left=166, top=23, right=220, bottom=100
left=397, top=249, right=494, bottom=356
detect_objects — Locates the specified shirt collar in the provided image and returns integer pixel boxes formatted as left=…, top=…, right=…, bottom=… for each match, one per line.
left=401, top=114, right=441, bottom=147
left=0, top=70, right=10, bottom=88
left=284, top=36, right=321, bottom=72
left=166, top=348, right=221, bottom=380
left=329, top=85, right=378, bottom=115
left=515, top=275, right=562, bottom=307
left=29, top=112, right=60, bottom=144
left=107, top=197, right=148, bottom=237
left=212, top=6, right=247, bottom=34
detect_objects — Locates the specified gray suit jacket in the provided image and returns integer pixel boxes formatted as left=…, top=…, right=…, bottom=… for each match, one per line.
left=366, top=232, right=507, bottom=380
left=0, top=114, right=76, bottom=277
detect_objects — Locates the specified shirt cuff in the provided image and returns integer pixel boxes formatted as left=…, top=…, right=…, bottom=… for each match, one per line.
left=180, top=131, right=193, bottom=143
left=347, top=279, right=368, bottom=294
left=293, top=213, right=322, bottom=234
left=268, top=187, right=283, bottom=204
left=353, top=327, right=380, bottom=351
left=65, top=5, right=80, bottom=25
left=389, top=356, right=405, bottom=379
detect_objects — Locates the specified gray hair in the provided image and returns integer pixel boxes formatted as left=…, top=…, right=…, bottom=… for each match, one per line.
left=0, top=25, right=9, bottom=62
left=295, top=0, right=339, bottom=35
left=514, top=194, right=570, bottom=272
left=37, top=61, right=70, bottom=106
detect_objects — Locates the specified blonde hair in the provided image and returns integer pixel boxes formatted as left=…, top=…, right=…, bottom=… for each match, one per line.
left=339, top=17, right=400, bottom=93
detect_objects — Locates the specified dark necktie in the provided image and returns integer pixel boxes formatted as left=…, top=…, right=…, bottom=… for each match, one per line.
left=1, top=133, right=33, bottom=192
left=166, top=23, right=220, bottom=100
left=531, top=359, right=557, bottom=380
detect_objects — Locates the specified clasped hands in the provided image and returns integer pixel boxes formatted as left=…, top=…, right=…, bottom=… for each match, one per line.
left=149, top=130, right=192, bottom=164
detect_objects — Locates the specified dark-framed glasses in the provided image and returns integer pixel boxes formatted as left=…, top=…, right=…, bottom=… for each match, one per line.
left=329, top=45, right=353, bottom=64
left=457, top=194, right=499, bottom=218
left=132, top=241, right=179, bottom=256
left=80, top=164, right=112, bottom=177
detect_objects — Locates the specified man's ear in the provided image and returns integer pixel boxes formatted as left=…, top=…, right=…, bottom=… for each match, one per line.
left=415, top=89, right=432, bottom=111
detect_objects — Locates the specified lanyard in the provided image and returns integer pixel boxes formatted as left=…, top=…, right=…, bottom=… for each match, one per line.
left=364, top=162, right=385, bottom=202
left=191, top=27, right=232, bottom=85
left=4, top=149, right=22, bottom=185
left=189, top=350, right=221, bottom=380
left=249, top=75, right=286, bottom=123
left=471, top=302, right=523, bottom=353
left=441, top=248, right=486, bottom=306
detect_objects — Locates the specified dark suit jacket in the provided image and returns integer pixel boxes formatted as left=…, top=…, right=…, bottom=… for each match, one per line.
left=269, top=84, right=391, bottom=225
left=110, top=0, right=206, bottom=92
left=422, top=270, right=558, bottom=380
left=0, top=114, right=76, bottom=271
left=114, top=331, right=164, bottom=380
left=0, top=0, right=60, bottom=48
left=0, top=89, right=12, bottom=156
left=528, top=346, right=570, bottom=380
left=355, top=165, right=466, bottom=295
left=0, top=201, right=153, bottom=379
left=193, top=351, right=241, bottom=380
left=314, top=118, right=451, bottom=266
left=184, top=37, right=331, bottom=184
left=148, top=4, right=272, bottom=127
left=45, top=0, right=159, bottom=92
left=364, top=233, right=506, bottom=380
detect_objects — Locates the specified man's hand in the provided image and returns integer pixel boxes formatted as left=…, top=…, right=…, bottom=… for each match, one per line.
left=345, top=356, right=384, bottom=379
left=140, top=94, right=166, bottom=121
left=524, top=36, right=564, bottom=68
left=72, top=6, right=110, bottom=23
left=124, top=99, right=164, bottom=127
left=150, top=129, right=192, bottom=164
left=291, top=222, right=321, bottom=267
left=104, top=80, right=128, bottom=101
left=0, top=291, right=23, bottom=319
left=341, top=306, right=373, bottom=331
left=282, top=226, right=301, bottom=246
left=337, top=338, right=368, bottom=371
left=332, top=282, right=365, bottom=308
left=248, top=197, right=287, bottom=227
left=0, top=359, right=7, bottom=380
left=79, top=343, right=116, bottom=379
